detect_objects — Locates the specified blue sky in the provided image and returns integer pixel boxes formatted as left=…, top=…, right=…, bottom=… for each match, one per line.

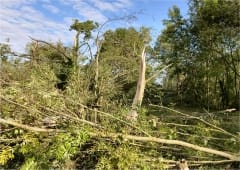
left=0, top=0, right=188, bottom=52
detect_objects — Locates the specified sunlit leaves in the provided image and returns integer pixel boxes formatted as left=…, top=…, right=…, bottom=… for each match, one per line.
left=0, top=147, right=14, bottom=165
left=70, top=19, right=99, bottom=40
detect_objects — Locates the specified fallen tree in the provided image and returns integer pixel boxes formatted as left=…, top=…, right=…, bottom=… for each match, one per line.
left=1, top=117, right=239, bottom=161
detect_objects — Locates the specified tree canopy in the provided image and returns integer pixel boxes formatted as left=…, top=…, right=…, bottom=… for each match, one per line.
left=0, top=1, right=239, bottom=169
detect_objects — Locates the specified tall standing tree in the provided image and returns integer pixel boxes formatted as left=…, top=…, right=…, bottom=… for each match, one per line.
left=188, top=0, right=240, bottom=109
left=69, top=19, right=99, bottom=67
left=154, top=5, right=190, bottom=104
left=155, top=0, right=240, bottom=109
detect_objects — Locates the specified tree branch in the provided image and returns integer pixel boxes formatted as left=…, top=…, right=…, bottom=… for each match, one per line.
left=64, top=97, right=151, bottom=137
left=150, top=104, right=238, bottom=138
left=29, top=37, right=70, bottom=61
left=0, top=118, right=63, bottom=133
left=90, top=132, right=240, bottom=161
left=188, top=159, right=237, bottom=165
left=1, top=117, right=239, bottom=161
left=0, top=96, right=99, bottom=128
left=38, top=105, right=100, bottom=128
left=146, top=64, right=172, bottom=83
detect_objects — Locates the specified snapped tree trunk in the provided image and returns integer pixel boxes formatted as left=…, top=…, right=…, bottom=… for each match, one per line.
left=127, top=46, right=146, bottom=121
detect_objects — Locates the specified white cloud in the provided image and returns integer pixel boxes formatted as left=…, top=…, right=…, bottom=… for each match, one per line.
left=61, top=0, right=107, bottom=23
left=92, top=0, right=132, bottom=11
left=113, top=0, right=132, bottom=10
left=42, top=4, right=60, bottom=14
left=90, top=0, right=118, bottom=11
left=74, top=2, right=107, bottom=23
left=0, top=0, right=35, bottom=7
left=59, top=0, right=132, bottom=23
left=0, top=2, right=72, bottom=53
left=0, top=0, right=133, bottom=53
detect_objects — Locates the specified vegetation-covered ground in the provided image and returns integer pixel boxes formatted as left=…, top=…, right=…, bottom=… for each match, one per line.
left=0, top=0, right=239, bottom=169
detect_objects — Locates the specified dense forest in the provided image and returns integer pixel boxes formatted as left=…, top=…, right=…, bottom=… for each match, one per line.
left=0, top=0, right=239, bottom=169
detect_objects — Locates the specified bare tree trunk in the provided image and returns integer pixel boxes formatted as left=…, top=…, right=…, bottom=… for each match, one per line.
left=73, top=32, right=80, bottom=67
left=93, top=41, right=102, bottom=123
left=127, top=46, right=146, bottom=121
left=94, top=46, right=99, bottom=97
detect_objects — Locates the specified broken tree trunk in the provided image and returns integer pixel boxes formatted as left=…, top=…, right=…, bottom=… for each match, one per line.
left=127, top=45, right=146, bottom=121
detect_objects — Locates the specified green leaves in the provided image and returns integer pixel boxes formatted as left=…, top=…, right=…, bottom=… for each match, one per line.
left=15, top=128, right=90, bottom=169
left=155, top=0, right=240, bottom=109
left=20, top=158, right=38, bottom=170
left=96, top=143, right=149, bottom=169
left=70, top=19, right=99, bottom=40
left=0, top=147, right=14, bottom=165
left=1, top=3, right=239, bottom=169
left=50, top=129, right=89, bottom=161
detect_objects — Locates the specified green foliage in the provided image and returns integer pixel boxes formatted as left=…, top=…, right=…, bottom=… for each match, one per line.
left=144, top=83, right=163, bottom=105
left=26, top=42, right=74, bottom=90
left=0, top=42, right=12, bottom=62
left=70, top=19, right=99, bottom=40
left=98, top=27, right=151, bottom=105
left=20, top=158, right=38, bottom=170
left=0, top=147, right=14, bottom=165
left=14, top=128, right=89, bottom=169
left=96, top=141, right=167, bottom=169
left=155, top=0, right=240, bottom=109
left=50, top=128, right=89, bottom=161
left=1, top=6, right=239, bottom=169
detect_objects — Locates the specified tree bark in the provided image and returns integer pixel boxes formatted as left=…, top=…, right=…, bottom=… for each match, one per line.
left=127, top=46, right=146, bottom=121
left=0, top=118, right=62, bottom=133
left=91, top=132, right=240, bottom=161
left=73, top=32, right=80, bottom=66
